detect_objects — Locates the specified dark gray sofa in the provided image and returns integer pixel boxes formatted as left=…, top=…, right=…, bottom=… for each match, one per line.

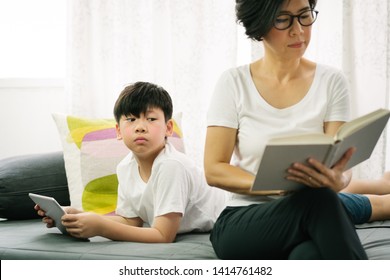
left=0, top=219, right=216, bottom=260
left=1, top=152, right=390, bottom=260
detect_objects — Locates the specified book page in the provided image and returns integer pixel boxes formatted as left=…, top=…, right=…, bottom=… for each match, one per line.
left=268, top=133, right=333, bottom=145
left=336, top=109, right=389, bottom=140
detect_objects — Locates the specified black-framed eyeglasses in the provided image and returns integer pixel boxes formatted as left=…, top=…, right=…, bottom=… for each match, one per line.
left=274, top=9, right=319, bottom=30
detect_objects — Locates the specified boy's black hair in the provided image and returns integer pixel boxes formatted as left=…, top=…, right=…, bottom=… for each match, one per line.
left=236, top=0, right=317, bottom=41
left=113, top=81, right=173, bottom=123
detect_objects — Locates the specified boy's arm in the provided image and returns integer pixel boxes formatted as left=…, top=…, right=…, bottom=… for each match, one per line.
left=103, top=212, right=182, bottom=242
left=62, top=212, right=182, bottom=243
left=104, top=215, right=144, bottom=227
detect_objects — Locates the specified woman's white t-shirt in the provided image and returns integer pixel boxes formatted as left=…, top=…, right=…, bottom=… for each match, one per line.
left=115, top=142, right=227, bottom=233
left=207, top=64, right=350, bottom=206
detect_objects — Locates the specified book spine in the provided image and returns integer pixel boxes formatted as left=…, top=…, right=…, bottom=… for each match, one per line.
left=323, top=144, right=338, bottom=167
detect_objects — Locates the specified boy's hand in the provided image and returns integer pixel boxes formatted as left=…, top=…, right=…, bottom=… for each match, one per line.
left=34, top=204, right=55, bottom=228
left=62, top=212, right=103, bottom=239
left=34, top=204, right=81, bottom=229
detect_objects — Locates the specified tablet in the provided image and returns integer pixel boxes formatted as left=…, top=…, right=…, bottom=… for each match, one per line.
left=29, top=193, right=67, bottom=234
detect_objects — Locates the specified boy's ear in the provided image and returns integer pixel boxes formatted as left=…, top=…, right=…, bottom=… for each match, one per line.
left=116, top=123, right=123, bottom=140
left=165, top=119, right=174, bottom=137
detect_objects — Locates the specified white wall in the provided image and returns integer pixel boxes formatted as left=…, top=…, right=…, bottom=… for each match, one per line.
left=0, top=80, right=67, bottom=159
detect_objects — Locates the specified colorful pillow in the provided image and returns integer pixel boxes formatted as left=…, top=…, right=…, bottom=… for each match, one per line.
left=52, top=113, right=184, bottom=214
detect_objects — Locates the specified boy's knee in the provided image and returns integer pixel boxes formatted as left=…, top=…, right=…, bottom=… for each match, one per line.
left=338, top=193, right=371, bottom=224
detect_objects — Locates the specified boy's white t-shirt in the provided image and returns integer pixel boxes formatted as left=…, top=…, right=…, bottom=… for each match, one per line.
left=207, top=64, right=350, bottom=206
left=115, top=142, right=227, bottom=234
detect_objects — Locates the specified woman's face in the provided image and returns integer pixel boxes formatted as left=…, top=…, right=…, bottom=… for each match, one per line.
left=262, top=0, right=314, bottom=60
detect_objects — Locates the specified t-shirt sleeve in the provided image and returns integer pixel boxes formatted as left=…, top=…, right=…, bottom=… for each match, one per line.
left=207, top=69, right=239, bottom=129
left=115, top=159, right=139, bottom=219
left=152, top=159, right=189, bottom=218
left=115, top=184, right=137, bottom=218
left=325, top=69, right=351, bottom=122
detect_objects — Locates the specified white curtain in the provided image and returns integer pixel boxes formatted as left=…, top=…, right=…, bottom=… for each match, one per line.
left=342, top=0, right=390, bottom=179
left=67, top=0, right=390, bottom=177
left=66, top=0, right=239, bottom=166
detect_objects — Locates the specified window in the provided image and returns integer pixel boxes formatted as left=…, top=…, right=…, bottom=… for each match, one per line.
left=0, top=0, right=66, bottom=79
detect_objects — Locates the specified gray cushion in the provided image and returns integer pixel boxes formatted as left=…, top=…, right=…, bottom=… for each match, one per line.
left=0, top=219, right=217, bottom=259
left=1, top=219, right=390, bottom=259
left=0, top=152, right=70, bottom=220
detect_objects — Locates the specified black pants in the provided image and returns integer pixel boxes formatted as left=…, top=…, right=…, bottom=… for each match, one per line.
left=210, top=188, right=367, bottom=259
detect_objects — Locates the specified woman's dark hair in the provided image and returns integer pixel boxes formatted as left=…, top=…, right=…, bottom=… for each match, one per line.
left=113, top=81, right=173, bottom=123
left=236, top=0, right=317, bottom=41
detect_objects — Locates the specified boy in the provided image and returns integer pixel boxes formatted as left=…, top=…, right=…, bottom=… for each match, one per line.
left=35, top=81, right=226, bottom=242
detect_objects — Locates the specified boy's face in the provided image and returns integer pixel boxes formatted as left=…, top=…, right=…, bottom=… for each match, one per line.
left=116, top=107, right=173, bottom=160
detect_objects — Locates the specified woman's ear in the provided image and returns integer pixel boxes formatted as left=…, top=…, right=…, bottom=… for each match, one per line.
left=165, top=119, right=174, bottom=138
left=116, top=123, right=123, bottom=140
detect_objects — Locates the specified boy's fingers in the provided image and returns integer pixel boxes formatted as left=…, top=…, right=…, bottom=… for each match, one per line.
left=62, top=214, right=76, bottom=223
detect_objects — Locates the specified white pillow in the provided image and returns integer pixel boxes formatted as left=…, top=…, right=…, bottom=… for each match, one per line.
left=52, top=113, right=185, bottom=214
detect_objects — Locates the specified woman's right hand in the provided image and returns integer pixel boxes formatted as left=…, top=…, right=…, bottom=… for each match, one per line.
left=286, top=147, right=355, bottom=192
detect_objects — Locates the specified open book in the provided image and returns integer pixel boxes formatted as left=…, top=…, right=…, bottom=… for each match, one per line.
left=251, top=108, right=390, bottom=192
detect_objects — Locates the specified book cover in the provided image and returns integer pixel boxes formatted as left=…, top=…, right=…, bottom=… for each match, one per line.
left=251, top=108, right=390, bottom=192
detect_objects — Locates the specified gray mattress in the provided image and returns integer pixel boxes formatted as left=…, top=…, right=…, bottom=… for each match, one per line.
left=1, top=219, right=390, bottom=260
left=0, top=219, right=217, bottom=260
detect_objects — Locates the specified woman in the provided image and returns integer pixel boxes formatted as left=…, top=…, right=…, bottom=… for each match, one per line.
left=204, top=0, right=368, bottom=259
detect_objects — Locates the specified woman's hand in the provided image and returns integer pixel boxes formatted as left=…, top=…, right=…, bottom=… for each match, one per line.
left=286, top=147, right=355, bottom=192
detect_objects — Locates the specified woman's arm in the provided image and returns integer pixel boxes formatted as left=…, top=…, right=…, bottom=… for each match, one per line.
left=324, top=121, right=344, bottom=136
left=204, top=126, right=255, bottom=194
